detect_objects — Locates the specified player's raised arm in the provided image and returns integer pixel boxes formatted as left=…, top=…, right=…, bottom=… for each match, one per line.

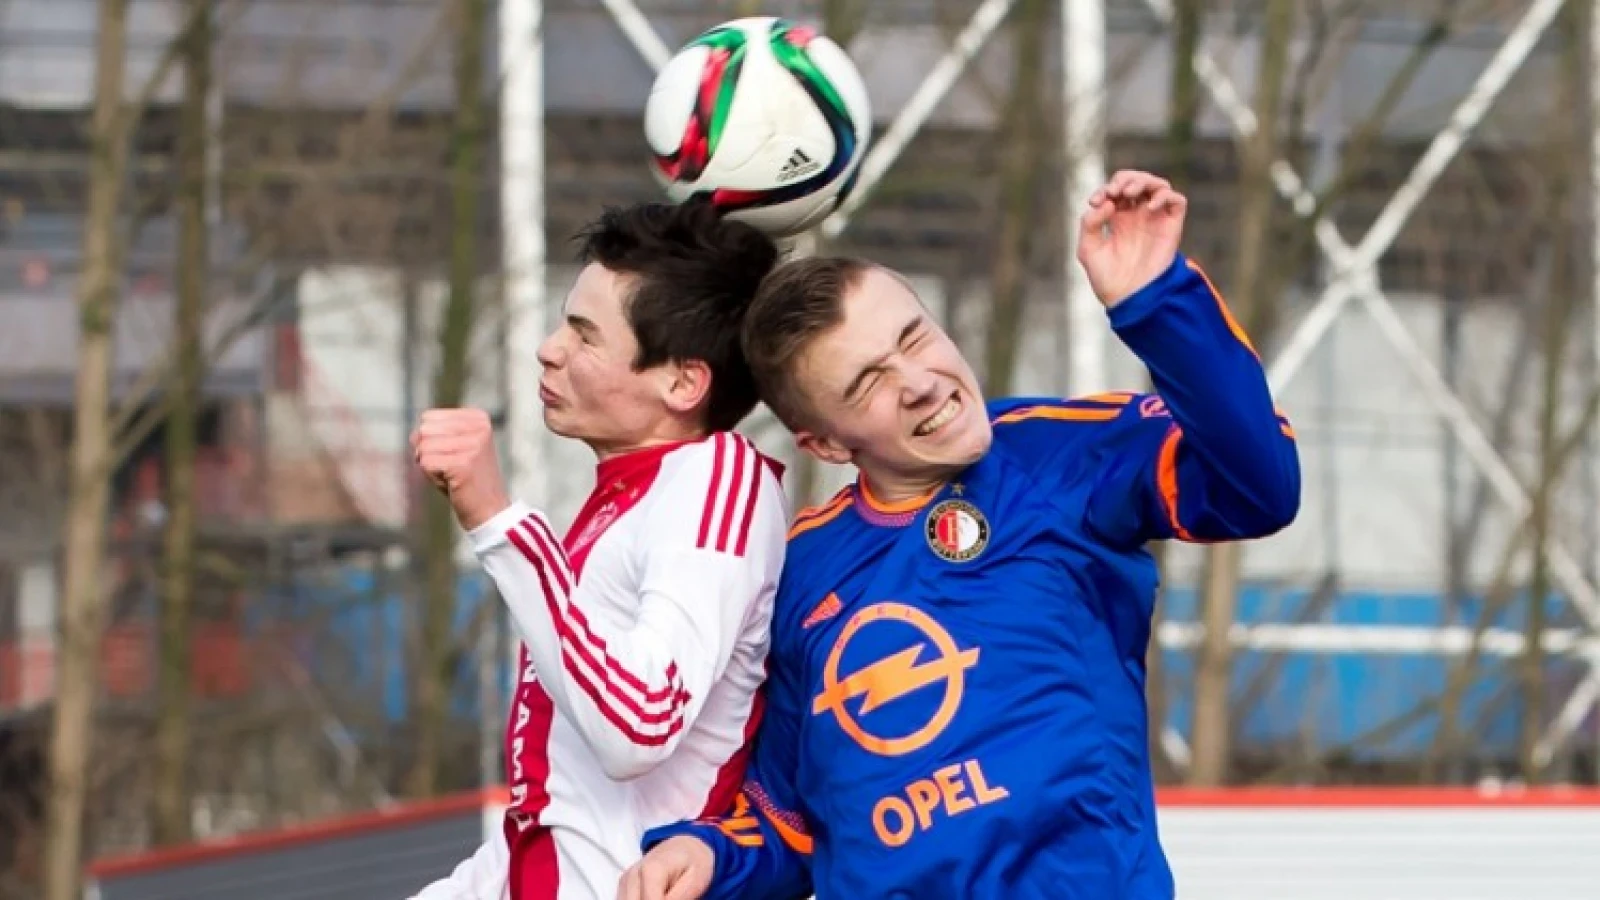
left=414, top=411, right=786, bottom=780
left=620, top=613, right=814, bottom=900
left=1076, top=170, right=1301, bottom=545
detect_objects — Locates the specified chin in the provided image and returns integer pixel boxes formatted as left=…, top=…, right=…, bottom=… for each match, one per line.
left=955, top=425, right=993, bottom=467
left=542, top=408, right=578, bottom=439
left=923, top=419, right=991, bottom=471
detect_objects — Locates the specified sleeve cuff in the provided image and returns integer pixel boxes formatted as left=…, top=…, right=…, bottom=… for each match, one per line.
left=642, top=821, right=734, bottom=882
left=466, top=500, right=536, bottom=554
left=1106, top=252, right=1194, bottom=331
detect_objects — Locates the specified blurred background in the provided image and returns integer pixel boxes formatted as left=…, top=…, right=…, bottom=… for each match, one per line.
left=4, top=0, right=1600, bottom=897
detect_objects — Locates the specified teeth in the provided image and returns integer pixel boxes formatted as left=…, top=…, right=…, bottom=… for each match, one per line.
left=916, top=395, right=960, bottom=437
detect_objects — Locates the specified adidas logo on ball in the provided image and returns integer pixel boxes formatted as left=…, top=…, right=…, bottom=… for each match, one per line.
left=777, top=148, right=822, bottom=182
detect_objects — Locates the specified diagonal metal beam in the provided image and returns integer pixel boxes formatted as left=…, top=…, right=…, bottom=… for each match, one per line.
left=1534, top=663, right=1600, bottom=767
left=1144, top=0, right=1569, bottom=393
left=1142, top=0, right=1600, bottom=756
left=1147, top=0, right=1600, bottom=629
left=1357, top=284, right=1600, bottom=631
left=596, top=0, right=672, bottom=72
left=822, top=0, right=1018, bottom=239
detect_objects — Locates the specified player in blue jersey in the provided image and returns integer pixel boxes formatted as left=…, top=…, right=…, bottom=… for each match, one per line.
left=614, top=169, right=1301, bottom=900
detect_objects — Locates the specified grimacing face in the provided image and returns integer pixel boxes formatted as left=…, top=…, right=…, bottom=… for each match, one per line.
left=535, top=262, right=689, bottom=454
left=791, top=266, right=992, bottom=497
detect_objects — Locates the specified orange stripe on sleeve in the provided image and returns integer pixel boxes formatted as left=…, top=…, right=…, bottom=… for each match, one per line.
left=759, top=806, right=815, bottom=856
left=1185, top=259, right=1258, bottom=359
left=792, top=491, right=849, bottom=524
left=746, top=783, right=815, bottom=856
left=1079, top=391, right=1136, bottom=405
left=1273, top=407, right=1296, bottom=439
left=717, top=824, right=765, bottom=848
left=787, top=497, right=853, bottom=540
left=993, top=406, right=1121, bottom=425
left=1155, top=427, right=1197, bottom=542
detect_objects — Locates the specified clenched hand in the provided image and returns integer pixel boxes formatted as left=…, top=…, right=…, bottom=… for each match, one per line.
left=411, top=407, right=511, bottom=531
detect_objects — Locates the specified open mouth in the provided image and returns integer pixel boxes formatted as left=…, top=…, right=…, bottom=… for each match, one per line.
left=914, top=392, right=961, bottom=438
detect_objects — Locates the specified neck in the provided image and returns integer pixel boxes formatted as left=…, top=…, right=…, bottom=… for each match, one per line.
left=590, top=426, right=707, bottom=464
left=858, top=467, right=950, bottom=505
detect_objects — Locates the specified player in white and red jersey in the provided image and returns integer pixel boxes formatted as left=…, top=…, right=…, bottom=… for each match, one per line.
left=407, top=200, right=789, bottom=900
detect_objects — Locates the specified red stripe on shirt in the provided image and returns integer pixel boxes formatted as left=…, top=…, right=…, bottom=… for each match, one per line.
left=733, top=445, right=765, bottom=557
left=713, top=436, right=749, bottom=552
left=508, top=515, right=691, bottom=733
left=505, top=643, right=559, bottom=900
left=520, top=513, right=689, bottom=710
left=507, top=522, right=686, bottom=743
left=697, top=433, right=728, bottom=548
left=506, top=521, right=691, bottom=740
left=698, top=686, right=765, bottom=819
left=700, top=434, right=764, bottom=556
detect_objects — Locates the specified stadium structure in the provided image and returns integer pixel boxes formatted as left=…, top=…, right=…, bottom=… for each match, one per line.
left=2, top=0, right=1600, bottom=892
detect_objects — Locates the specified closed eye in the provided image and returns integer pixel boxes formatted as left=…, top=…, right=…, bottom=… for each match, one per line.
left=567, top=315, right=599, bottom=345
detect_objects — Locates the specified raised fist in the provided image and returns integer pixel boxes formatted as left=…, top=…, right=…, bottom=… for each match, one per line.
left=410, top=407, right=509, bottom=531
left=1076, top=169, right=1188, bottom=308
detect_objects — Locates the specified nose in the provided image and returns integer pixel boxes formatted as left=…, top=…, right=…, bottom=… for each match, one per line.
left=900, top=359, right=941, bottom=407
left=536, top=330, right=564, bottom=369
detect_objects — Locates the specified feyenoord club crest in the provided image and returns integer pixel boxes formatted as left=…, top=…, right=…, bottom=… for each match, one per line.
left=925, top=499, right=989, bottom=563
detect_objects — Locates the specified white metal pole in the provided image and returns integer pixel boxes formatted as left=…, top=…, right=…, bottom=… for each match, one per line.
left=1063, top=0, right=1107, bottom=396
left=822, top=0, right=1018, bottom=239
left=498, top=0, right=547, bottom=795
left=1591, top=0, right=1600, bottom=776
left=501, top=0, right=548, bottom=577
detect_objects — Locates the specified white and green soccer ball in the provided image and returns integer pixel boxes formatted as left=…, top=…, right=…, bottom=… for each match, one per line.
left=644, top=16, right=873, bottom=238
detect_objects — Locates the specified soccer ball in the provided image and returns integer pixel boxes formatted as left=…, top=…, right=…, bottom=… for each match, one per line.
left=644, top=17, right=872, bottom=238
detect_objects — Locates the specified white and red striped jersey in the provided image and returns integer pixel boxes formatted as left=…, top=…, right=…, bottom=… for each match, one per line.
left=411, top=433, right=787, bottom=900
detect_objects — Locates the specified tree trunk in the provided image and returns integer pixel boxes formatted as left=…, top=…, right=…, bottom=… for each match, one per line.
left=406, top=0, right=486, bottom=799
left=1164, top=0, right=1202, bottom=181
left=1520, top=260, right=1568, bottom=783
left=152, top=0, right=212, bottom=845
left=982, top=0, right=1047, bottom=395
left=1521, top=10, right=1585, bottom=782
left=42, top=0, right=131, bottom=895
left=1187, top=0, right=1294, bottom=788
left=821, top=0, right=868, bottom=47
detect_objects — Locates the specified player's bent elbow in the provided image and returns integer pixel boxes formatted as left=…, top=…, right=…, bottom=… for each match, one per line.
left=1248, top=447, right=1303, bottom=536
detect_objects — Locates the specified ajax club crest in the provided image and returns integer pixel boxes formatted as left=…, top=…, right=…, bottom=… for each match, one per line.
left=924, top=498, right=989, bottom=563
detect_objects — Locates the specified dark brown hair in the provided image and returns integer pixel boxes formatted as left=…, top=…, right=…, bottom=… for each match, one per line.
left=575, top=198, right=779, bottom=432
left=741, top=255, right=875, bottom=429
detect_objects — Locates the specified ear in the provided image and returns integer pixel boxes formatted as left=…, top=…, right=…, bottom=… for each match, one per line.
left=661, top=359, right=713, bottom=418
left=794, top=429, right=853, bottom=467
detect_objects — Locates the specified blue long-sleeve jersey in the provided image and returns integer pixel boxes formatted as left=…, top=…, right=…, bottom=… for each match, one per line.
left=642, top=254, right=1301, bottom=899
